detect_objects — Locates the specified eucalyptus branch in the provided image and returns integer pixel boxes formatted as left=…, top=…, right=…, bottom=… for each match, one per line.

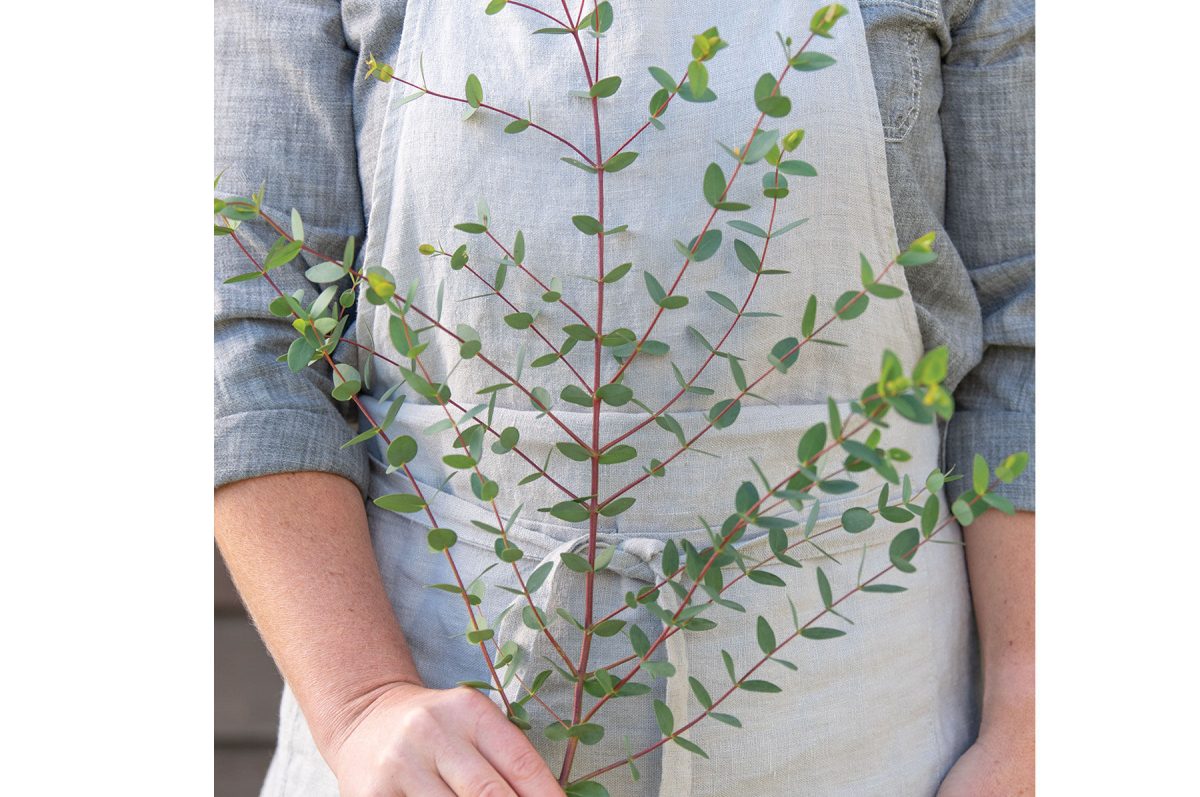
left=221, top=228, right=566, bottom=491
left=581, top=405, right=884, bottom=724
left=594, top=485, right=928, bottom=674
left=403, top=301, right=593, bottom=450
left=389, top=300, right=581, bottom=677
left=215, top=7, right=1030, bottom=793
left=607, top=35, right=814, bottom=383
left=560, top=15, right=609, bottom=777
left=600, top=161, right=784, bottom=453
left=225, top=229, right=516, bottom=711
left=247, top=207, right=593, bottom=450
left=424, top=243, right=591, bottom=389
left=570, top=488, right=992, bottom=786
left=336, top=337, right=578, bottom=500
left=601, top=253, right=899, bottom=455
left=483, top=229, right=593, bottom=328
left=390, top=76, right=595, bottom=166
left=608, top=68, right=685, bottom=160
left=599, top=259, right=901, bottom=504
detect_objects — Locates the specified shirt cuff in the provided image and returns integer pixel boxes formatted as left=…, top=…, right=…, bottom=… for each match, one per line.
left=942, top=407, right=1035, bottom=512
left=215, top=407, right=370, bottom=499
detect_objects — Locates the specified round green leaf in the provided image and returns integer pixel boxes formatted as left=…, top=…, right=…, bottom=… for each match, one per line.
left=465, top=73, right=483, bottom=107
left=599, top=445, right=637, bottom=465
left=596, top=383, right=633, bottom=407
left=590, top=75, right=622, bottom=98
left=834, top=291, right=869, bottom=320
left=841, top=507, right=875, bottom=534
left=800, top=626, right=846, bottom=640
left=428, top=527, right=457, bottom=551
left=386, top=436, right=418, bottom=467
left=708, top=399, right=741, bottom=429
left=330, top=364, right=362, bottom=401
left=888, top=527, right=920, bottom=572
left=572, top=215, right=603, bottom=235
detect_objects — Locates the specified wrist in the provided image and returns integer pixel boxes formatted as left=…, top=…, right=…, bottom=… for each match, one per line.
left=980, top=661, right=1034, bottom=740
left=308, top=674, right=427, bottom=762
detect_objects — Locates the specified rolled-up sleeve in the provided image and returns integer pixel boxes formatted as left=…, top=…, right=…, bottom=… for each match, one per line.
left=214, top=0, right=369, bottom=497
left=939, top=0, right=1035, bottom=510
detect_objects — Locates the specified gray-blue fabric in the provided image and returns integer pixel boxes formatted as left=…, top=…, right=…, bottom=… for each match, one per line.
left=214, top=0, right=1035, bottom=510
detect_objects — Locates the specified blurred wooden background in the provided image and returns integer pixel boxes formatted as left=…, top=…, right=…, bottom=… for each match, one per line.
left=215, top=544, right=283, bottom=796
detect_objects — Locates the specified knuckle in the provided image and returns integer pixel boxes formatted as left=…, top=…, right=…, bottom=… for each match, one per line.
left=473, top=780, right=515, bottom=797
left=448, top=685, right=490, bottom=709
left=399, top=704, right=439, bottom=736
left=507, top=746, right=549, bottom=783
left=340, top=775, right=394, bottom=797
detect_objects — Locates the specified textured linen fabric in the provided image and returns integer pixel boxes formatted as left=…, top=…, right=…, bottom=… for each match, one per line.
left=231, top=2, right=990, bottom=795
left=214, top=0, right=1035, bottom=510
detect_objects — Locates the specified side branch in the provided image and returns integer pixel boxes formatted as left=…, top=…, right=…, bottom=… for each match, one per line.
left=226, top=230, right=515, bottom=713
left=608, top=33, right=816, bottom=383
left=337, top=337, right=577, bottom=500
left=571, top=491, right=991, bottom=785
left=599, top=258, right=900, bottom=502
left=391, top=77, right=595, bottom=166
left=601, top=162, right=784, bottom=452
left=247, top=209, right=592, bottom=451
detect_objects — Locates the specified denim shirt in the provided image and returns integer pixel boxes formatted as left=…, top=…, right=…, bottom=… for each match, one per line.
left=214, top=0, right=1035, bottom=510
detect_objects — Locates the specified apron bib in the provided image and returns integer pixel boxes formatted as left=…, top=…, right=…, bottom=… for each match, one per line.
left=267, top=2, right=981, bottom=795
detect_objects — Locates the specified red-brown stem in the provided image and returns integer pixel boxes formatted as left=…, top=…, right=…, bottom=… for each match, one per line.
left=580, top=409, right=883, bottom=723
left=600, top=162, right=782, bottom=453
left=227, top=230, right=513, bottom=714
left=391, top=77, right=594, bottom=165
left=600, top=258, right=898, bottom=506
left=483, top=230, right=592, bottom=328
left=566, top=17, right=595, bottom=87
left=594, top=486, right=929, bottom=674
left=570, top=490, right=989, bottom=785
left=491, top=642, right=570, bottom=727
left=248, top=208, right=592, bottom=450
left=390, top=304, right=580, bottom=677
left=608, top=34, right=815, bottom=384
left=559, top=22, right=605, bottom=780
left=509, top=1, right=568, bottom=28
left=608, top=70, right=685, bottom=160
left=336, top=337, right=578, bottom=500
left=457, top=257, right=591, bottom=388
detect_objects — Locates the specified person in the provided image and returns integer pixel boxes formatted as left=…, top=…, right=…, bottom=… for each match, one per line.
left=215, top=1, right=1033, bottom=795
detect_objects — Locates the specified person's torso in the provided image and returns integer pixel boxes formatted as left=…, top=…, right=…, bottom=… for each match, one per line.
left=350, top=0, right=941, bottom=535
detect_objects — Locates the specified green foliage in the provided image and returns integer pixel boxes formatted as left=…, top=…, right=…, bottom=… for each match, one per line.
left=218, top=16, right=1031, bottom=789
left=754, top=72, right=790, bottom=117
left=810, top=4, right=849, bottom=38
left=591, top=76, right=622, bottom=99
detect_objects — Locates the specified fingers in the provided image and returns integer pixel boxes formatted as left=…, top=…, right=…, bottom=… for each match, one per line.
left=473, top=711, right=565, bottom=797
left=393, top=771, right=455, bottom=797
left=435, top=742, right=519, bottom=797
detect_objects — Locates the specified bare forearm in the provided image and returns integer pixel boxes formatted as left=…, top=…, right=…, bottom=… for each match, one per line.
left=214, top=471, right=421, bottom=756
left=963, top=509, right=1035, bottom=734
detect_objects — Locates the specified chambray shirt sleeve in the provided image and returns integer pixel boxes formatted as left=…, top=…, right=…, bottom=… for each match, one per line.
left=939, top=0, right=1035, bottom=511
left=214, top=0, right=369, bottom=497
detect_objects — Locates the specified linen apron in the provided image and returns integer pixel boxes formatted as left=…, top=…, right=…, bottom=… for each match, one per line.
left=262, top=2, right=980, bottom=794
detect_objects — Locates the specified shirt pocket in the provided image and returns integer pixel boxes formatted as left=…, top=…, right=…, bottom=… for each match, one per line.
left=859, top=0, right=941, bottom=143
